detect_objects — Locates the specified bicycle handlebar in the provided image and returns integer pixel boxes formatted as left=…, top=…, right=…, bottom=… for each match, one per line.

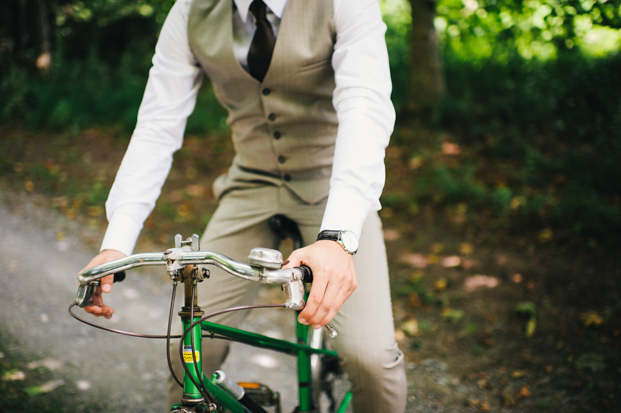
left=75, top=247, right=313, bottom=310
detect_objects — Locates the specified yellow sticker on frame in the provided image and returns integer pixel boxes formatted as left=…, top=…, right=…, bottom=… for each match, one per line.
left=183, top=345, right=200, bottom=363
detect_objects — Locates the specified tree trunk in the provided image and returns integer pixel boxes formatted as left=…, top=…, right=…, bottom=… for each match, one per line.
left=408, top=0, right=444, bottom=114
left=36, top=0, right=51, bottom=71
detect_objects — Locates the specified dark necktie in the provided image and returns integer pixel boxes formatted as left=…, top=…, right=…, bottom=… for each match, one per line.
left=247, top=0, right=275, bottom=82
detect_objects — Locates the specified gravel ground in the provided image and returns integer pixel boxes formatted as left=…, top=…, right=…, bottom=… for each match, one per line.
left=0, top=197, right=301, bottom=412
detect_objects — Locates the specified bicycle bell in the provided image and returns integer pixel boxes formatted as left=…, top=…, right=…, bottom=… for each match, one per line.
left=248, top=248, right=283, bottom=269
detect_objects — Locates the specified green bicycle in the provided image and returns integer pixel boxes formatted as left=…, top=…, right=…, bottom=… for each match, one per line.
left=70, top=215, right=352, bottom=413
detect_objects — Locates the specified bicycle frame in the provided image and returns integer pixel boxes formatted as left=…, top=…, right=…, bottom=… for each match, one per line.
left=174, top=305, right=352, bottom=413
left=74, top=232, right=352, bottom=412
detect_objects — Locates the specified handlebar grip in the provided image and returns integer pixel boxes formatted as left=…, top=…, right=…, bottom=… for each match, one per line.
left=299, top=265, right=313, bottom=283
left=113, top=271, right=126, bottom=283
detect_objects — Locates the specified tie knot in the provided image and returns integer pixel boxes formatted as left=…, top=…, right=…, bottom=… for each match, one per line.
left=249, top=0, right=267, bottom=20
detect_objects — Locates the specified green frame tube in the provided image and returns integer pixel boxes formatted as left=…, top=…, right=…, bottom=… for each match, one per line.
left=174, top=318, right=351, bottom=413
left=181, top=316, right=204, bottom=401
left=199, top=320, right=340, bottom=412
left=200, top=321, right=337, bottom=357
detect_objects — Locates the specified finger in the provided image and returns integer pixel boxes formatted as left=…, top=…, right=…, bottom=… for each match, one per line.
left=100, top=274, right=114, bottom=293
left=317, top=284, right=352, bottom=327
left=85, top=305, right=114, bottom=318
left=298, top=278, right=328, bottom=325
left=84, top=305, right=103, bottom=316
left=282, top=249, right=304, bottom=269
left=308, top=281, right=343, bottom=328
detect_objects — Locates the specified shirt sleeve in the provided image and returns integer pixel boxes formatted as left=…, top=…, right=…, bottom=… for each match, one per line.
left=320, top=0, right=395, bottom=239
left=101, top=0, right=203, bottom=256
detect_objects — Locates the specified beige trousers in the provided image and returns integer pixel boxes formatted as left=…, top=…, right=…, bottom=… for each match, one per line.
left=167, top=185, right=406, bottom=412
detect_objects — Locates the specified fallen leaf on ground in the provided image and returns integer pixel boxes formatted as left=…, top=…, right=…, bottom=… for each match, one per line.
left=511, top=370, right=529, bottom=378
left=459, top=243, right=473, bottom=255
left=25, top=379, right=65, bottom=396
left=409, top=155, right=423, bottom=169
left=401, top=319, right=420, bottom=336
left=466, top=399, right=489, bottom=412
left=440, top=256, right=461, bottom=267
left=580, top=311, right=604, bottom=328
left=400, top=253, right=428, bottom=268
left=185, top=184, right=205, bottom=197
left=442, top=142, right=461, bottom=155
left=544, top=365, right=554, bottom=373
left=517, top=385, right=531, bottom=399
left=27, top=359, right=63, bottom=371
left=538, top=228, right=553, bottom=243
left=478, top=379, right=493, bottom=389
left=442, top=308, right=464, bottom=322
left=435, top=278, right=448, bottom=291
left=394, top=329, right=406, bottom=341
left=3, top=370, right=26, bottom=381
left=512, top=273, right=523, bottom=283
left=464, top=275, right=499, bottom=291
left=526, top=318, right=537, bottom=337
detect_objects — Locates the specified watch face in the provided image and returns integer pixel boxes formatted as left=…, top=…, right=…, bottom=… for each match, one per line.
left=341, top=231, right=359, bottom=253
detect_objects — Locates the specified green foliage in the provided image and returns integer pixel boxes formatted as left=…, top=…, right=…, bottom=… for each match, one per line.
left=1, top=0, right=619, bottom=245
left=435, top=0, right=621, bottom=60
left=515, top=302, right=537, bottom=318
left=1, top=53, right=147, bottom=132
left=435, top=53, right=621, bottom=243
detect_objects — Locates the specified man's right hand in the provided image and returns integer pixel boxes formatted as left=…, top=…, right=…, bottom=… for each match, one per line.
left=81, top=249, right=126, bottom=319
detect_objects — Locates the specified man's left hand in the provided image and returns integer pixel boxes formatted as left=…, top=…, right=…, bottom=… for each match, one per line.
left=283, top=240, right=357, bottom=329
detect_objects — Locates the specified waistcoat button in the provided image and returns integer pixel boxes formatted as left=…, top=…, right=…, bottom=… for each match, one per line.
left=273, top=131, right=281, bottom=139
left=284, top=174, right=291, bottom=182
left=262, top=88, right=271, bottom=95
left=268, top=113, right=276, bottom=121
left=278, top=155, right=286, bottom=164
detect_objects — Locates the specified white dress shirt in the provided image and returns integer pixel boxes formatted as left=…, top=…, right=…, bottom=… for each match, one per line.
left=102, top=0, right=395, bottom=256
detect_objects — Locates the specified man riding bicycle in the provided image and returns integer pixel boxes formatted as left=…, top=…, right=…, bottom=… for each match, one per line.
left=80, top=0, right=407, bottom=411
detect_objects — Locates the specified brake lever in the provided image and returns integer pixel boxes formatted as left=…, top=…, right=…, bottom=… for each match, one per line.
left=75, top=271, right=126, bottom=308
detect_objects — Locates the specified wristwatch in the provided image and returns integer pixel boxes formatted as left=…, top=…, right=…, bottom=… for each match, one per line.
left=316, top=230, right=359, bottom=255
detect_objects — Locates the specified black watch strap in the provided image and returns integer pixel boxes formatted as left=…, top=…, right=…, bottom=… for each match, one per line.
left=316, top=230, right=340, bottom=242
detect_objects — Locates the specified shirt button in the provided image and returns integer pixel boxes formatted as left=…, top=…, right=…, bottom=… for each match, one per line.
left=273, top=131, right=281, bottom=139
left=268, top=113, right=276, bottom=121
left=262, top=88, right=271, bottom=95
left=284, top=174, right=291, bottom=182
left=278, top=155, right=286, bottom=164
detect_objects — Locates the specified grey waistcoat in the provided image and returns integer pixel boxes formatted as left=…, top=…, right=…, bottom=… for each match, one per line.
left=188, top=0, right=337, bottom=204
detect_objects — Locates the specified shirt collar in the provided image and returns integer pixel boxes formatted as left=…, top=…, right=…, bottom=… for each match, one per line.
left=234, top=0, right=287, bottom=22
